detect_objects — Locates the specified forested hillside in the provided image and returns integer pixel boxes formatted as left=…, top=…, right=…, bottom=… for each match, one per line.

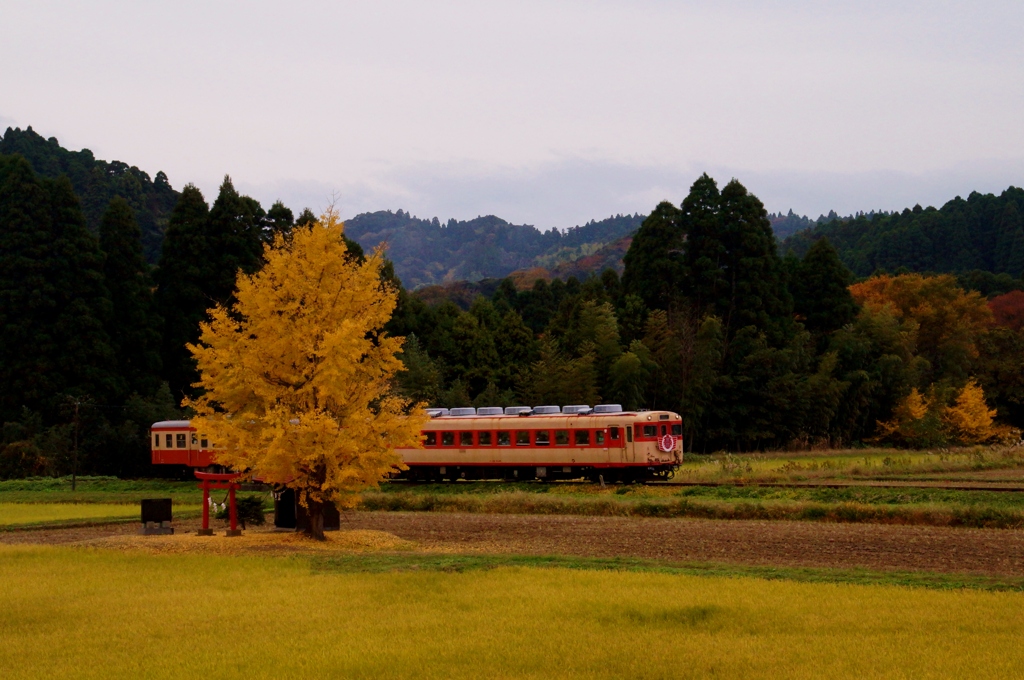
left=3, top=126, right=1024, bottom=477
left=344, top=210, right=644, bottom=288
left=0, top=127, right=179, bottom=261
left=782, top=188, right=1024, bottom=279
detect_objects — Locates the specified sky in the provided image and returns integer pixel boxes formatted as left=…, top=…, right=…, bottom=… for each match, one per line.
left=3, top=0, right=1023, bottom=230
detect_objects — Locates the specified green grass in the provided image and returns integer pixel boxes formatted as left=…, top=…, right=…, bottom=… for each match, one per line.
left=2, top=545, right=1023, bottom=679
left=310, top=552, right=1024, bottom=591
left=0, top=502, right=204, bottom=528
left=0, top=476, right=203, bottom=504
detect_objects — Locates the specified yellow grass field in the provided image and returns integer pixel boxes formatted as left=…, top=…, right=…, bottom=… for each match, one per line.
left=0, top=503, right=203, bottom=526
left=1, top=544, right=1022, bottom=679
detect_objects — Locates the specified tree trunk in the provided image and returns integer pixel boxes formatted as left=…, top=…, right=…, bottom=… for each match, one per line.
left=304, top=496, right=326, bottom=541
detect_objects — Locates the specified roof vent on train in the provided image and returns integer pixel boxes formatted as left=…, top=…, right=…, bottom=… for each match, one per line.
left=449, top=407, right=477, bottom=417
left=476, top=407, right=504, bottom=416
left=593, top=404, right=624, bottom=414
left=504, top=406, right=532, bottom=416
left=425, top=408, right=450, bottom=418
left=562, top=405, right=591, bottom=415
left=532, top=405, right=561, bottom=414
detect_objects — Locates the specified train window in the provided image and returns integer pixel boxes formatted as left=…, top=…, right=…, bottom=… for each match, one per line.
left=153, top=434, right=159, bottom=448
left=191, top=434, right=198, bottom=445
left=660, top=425, right=667, bottom=436
left=442, top=432, right=455, bottom=446
left=574, top=430, right=590, bottom=445
left=176, top=433, right=187, bottom=448
left=201, top=436, right=208, bottom=448
left=459, top=431, right=474, bottom=447
left=672, top=424, right=682, bottom=436
left=609, top=427, right=619, bottom=440
left=479, top=431, right=493, bottom=446
left=498, top=431, right=511, bottom=446
left=555, top=430, right=569, bottom=445
left=516, top=431, right=530, bottom=446
left=424, top=432, right=437, bottom=446
left=595, top=430, right=605, bottom=445
left=626, top=426, right=632, bottom=443
left=643, top=425, right=656, bottom=438
left=165, top=434, right=173, bottom=448
left=535, top=430, right=550, bottom=446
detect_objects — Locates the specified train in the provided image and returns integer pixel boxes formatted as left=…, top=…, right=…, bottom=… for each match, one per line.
left=150, top=404, right=683, bottom=482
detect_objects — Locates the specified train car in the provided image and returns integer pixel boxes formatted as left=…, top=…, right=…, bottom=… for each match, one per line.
left=150, top=404, right=683, bottom=482
left=150, top=420, right=215, bottom=468
left=396, top=404, right=682, bottom=482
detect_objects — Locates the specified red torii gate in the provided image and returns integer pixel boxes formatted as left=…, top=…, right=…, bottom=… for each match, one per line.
left=195, top=471, right=243, bottom=537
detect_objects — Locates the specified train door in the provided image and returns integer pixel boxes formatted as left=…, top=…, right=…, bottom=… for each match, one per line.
left=620, top=424, right=635, bottom=463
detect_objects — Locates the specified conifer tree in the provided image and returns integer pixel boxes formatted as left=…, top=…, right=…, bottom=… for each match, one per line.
left=155, top=184, right=211, bottom=398
left=621, top=201, right=685, bottom=311
left=791, top=237, right=859, bottom=342
left=99, top=197, right=162, bottom=396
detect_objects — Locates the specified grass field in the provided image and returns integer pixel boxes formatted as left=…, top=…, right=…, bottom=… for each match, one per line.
left=0, top=476, right=203, bottom=504
left=1, top=544, right=1022, bottom=679
left=0, top=503, right=203, bottom=528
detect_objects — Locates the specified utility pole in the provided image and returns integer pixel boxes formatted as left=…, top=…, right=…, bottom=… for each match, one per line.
left=71, top=398, right=81, bottom=491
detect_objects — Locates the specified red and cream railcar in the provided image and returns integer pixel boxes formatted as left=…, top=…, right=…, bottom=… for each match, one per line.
left=150, top=420, right=215, bottom=467
left=151, top=406, right=683, bottom=482
left=396, top=406, right=683, bottom=482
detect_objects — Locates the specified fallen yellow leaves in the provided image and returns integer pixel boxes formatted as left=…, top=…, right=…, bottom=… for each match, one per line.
left=79, top=528, right=414, bottom=555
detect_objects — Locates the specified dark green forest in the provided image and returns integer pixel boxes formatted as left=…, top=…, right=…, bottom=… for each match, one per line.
left=782, top=189, right=1024, bottom=288
left=2, top=129, right=1024, bottom=478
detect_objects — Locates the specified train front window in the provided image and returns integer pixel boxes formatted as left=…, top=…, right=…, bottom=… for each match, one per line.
left=478, top=431, right=493, bottom=446
left=191, top=434, right=198, bottom=446
left=498, top=431, right=511, bottom=446
left=643, top=425, right=657, bottom=438
left=200, top=436, right=208, bottom=448
left=672, top=424, right=682, bottom=436
left=516, top=431, right=530, bottom=446
left=574, top=430, right=590, bottom=445
left=459, top=431, right=474, bottom=447
left=424, top=432, right=437, bottom=446
left=535, top=430, right=550, bottom=446
left=595, top=430, right=605, bottom=445
left=555, top=430, right=569, bottom=445
left=660, top=425, right=667, bottom=436
left=441, top=432, right=455, bottom=446
left=165, top=434, right=172, bottom=447
left=176, top=433, right=187, bottom=448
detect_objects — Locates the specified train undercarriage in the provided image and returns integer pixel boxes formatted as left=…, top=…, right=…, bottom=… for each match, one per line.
left=396, top=464, right=677, bottom=483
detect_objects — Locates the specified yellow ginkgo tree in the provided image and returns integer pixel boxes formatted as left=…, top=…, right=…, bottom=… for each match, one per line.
left=186, top=208, right=426, bottom=539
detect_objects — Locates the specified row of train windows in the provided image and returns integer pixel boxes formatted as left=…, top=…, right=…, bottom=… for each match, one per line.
left=425, top=428, right=619, bottom=447
left=153, top=433, right=208, bottom=449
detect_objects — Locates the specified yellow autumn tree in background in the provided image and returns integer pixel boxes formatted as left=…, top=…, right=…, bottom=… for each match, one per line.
left=942, top=379, right=998, bottom=444
left=187, top=209, right=427, bottom=539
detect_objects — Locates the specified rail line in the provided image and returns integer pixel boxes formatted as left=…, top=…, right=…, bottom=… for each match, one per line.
left=385, top=479, right=1024, bottom=492
left=646, top=480, right=1024, bottom=493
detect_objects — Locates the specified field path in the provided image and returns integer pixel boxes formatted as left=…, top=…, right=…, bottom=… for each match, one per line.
left=4, top=511, right=1024, bottom=576
left=342, top=511, right=1024, bottom=576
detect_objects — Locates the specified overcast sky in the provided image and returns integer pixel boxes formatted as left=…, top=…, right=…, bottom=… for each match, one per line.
left=4, top=1, right=1023, bottom=229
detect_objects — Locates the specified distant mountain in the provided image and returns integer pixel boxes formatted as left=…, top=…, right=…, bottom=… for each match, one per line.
left=781, top=187, right=1024, bottom=280
left=0, top=126, right=179, bottom=261
left=344, top=210, right=645, bottom=288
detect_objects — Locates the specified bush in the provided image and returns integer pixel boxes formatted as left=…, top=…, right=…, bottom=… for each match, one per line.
left=215, top=494, right=267, bottom=529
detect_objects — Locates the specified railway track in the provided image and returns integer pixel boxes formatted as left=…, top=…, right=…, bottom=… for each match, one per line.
left=646, top=480, right=1024, bottom=493
left=386, top=479, right=1024, bottom=492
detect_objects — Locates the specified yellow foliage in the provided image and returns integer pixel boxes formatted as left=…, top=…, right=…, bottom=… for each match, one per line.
left=874, top=379, right=1008, bottom=447
left=873, top=388, right=932, bottom=444
left=848, top=274, right=992, bottom=370
left=186, top=209, right=427, bottom=514
left=941, top=379, right=997, bottom=445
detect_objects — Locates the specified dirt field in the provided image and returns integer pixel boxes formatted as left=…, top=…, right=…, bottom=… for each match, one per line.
left=4, top=511, right=1024, bottom=577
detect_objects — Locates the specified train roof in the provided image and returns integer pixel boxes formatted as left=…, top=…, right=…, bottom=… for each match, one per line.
left=151, top=420, right=193, bottom=429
